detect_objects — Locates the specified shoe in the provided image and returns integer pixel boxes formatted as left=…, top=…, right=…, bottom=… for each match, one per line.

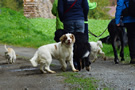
left=130, top=58, right=135, bottom=64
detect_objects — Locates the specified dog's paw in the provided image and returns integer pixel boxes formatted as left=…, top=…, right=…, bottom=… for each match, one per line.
left=89, top=66, right=92, bottom=71
left=104, top=57, right=107, bottom=61
left=114, top=59, right=119, bottom=64
left=61, top=67, right=66, bottom=72
left=47, top=70, right=56, bottom=74
left=40, top=70, right=47, bottom=74
left=73, top=69, right=79, bottom=72
left=50, top=71, right=56, bottom=74
left=92, top=60, right=96, bottom=63
left=85, top=66, right=91, bottom=71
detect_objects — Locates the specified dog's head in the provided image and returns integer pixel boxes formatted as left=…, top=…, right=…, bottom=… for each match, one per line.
left=99, top=35, right=111, bottom=44
left=97, top=40, right=103, bottom=48
left=5, top=52, right=10, bottom=60
left=60, top=33, right=75, bottom=45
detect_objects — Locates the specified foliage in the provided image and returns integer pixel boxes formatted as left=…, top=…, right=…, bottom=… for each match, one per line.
left=16, top=0, right=23, bottom=10
left=0, top=0, right=23, bottom=11
left=88, top=0, right=112, bottom=19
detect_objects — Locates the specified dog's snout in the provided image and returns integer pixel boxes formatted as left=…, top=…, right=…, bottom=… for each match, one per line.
left=68, top=39, right=70, bottom=42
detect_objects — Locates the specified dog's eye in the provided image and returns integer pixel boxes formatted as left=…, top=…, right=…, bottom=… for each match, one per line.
left=70, top=35, right=74, bottom=39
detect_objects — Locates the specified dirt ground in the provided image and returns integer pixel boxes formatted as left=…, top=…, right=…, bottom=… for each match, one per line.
left=0, top=44, right=135, bottom=90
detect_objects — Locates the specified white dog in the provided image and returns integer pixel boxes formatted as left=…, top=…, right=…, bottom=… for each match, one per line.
left=30, top=33, right=78, bottom=73
left=4, top=45, right=16, bottom=64
left=89, top=41, right=106, bottom=63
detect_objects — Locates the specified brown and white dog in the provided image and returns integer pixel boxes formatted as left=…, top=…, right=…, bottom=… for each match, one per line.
left=30, top=33, right=78, bottom=73
left=89, top=41, right=106, bottom=63
left=4, top=45, right=16, bottom=64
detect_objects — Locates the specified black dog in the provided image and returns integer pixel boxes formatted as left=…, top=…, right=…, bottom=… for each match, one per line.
left=73, top=32, right=91, bottom=71
left=100, top=34, right=128, bottom=49
left=107, top=19, right=128, bottom=64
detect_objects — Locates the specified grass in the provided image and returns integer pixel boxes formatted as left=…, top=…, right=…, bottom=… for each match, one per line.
left=60, top=72, right=98, bottom=89
left=0, top=8, right=56, bottom=47
left=60, top=72, right=110, bottom=90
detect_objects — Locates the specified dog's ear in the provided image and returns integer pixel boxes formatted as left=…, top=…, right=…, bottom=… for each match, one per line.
left=60, top=34, right=66, bottom=43
left=70, top=34, right=75, bottom=43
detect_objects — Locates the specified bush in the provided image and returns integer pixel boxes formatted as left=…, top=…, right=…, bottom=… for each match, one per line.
left=0, top=0, right=23, bottom=11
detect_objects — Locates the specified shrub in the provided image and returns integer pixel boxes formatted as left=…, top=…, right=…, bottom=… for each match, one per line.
left=0, top=0, right=23, bottom=11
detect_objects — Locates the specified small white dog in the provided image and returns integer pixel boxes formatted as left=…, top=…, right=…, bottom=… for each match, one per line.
left=4, top=45, right=16, bottom=64
left=89, top=41, right=106, bottom=63
left=30, top=33, right=78, bottom=73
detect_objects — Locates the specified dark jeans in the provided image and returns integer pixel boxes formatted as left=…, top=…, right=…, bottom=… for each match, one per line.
left=63, top=20, right=84, bottom=33
left=124, top=23, right=135, bottom=59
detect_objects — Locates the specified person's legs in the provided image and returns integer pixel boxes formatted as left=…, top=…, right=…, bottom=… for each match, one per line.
left=125, top=23, right=135, bottom=63
left=75, top=20, right=85, bottom=33
left=63, top=20, right=75, bottom=33
left=64, top=20, right=85, bottom=33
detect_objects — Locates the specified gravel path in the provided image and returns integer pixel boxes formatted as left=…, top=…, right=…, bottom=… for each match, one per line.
left=81, top=59, right=135, bottom=90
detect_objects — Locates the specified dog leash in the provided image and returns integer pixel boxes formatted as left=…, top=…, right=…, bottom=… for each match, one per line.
left=88, top=27, right=108, bottom=37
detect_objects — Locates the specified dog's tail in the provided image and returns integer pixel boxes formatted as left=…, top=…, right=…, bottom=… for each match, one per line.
left=97, top=41, right=103, bottom=48
left=4, top=44, right=8, bottom=51
left=30, top=51, right=38, bottom=67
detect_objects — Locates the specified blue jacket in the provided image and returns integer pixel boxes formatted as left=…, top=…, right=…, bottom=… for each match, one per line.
left=58, top=0, right=89, bottom=22
left=115, top=0, right=135, bottom=24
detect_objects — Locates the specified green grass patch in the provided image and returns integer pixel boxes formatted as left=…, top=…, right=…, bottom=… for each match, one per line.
left=0, top=8, right=56, bottom=47
left=60, top=72, right=98, bottom=89
left=60, top=72, right=110, bottom=90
